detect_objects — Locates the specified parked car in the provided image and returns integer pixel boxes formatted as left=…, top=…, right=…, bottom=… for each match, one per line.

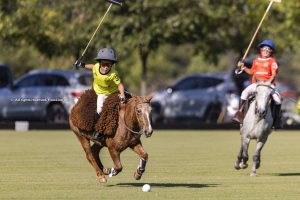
left=151, top=72, right=239, bottom=124
left=0, top=64, right=13, bottom=88
left=275, top=80, right=298, bottom=111
left=0, top=66, right=92, bottom=123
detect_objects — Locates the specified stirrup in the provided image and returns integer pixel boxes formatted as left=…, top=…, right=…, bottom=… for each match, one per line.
left=92, top=130, right=105, bottom=143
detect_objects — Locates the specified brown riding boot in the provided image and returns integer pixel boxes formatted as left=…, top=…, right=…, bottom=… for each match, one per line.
left=273, top=104, right=283, bottom=129
left=232, top=99, right=247, bottom=124
left=92, top=112, right=105, bottom=143
left=93, top=112, right=100, bottom=124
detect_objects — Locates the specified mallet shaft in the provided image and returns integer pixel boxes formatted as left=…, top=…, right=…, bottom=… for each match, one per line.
left=80, top=3, right=113, bottom=59
left=242, top=1, right=274, bottom=61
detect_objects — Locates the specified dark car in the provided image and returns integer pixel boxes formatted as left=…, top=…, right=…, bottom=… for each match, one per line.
left=151, top=72, right=239, bottom=124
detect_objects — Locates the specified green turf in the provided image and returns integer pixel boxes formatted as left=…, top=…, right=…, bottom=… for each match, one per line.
left=0, top=130, right=300, bottom=200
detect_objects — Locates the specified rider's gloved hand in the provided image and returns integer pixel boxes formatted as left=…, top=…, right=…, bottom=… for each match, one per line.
left=74, top=59, right=85, bottom=69
left=237, top=61, right=245, bottom=68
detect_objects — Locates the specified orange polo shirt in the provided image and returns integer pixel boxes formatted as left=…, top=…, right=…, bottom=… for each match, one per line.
left=251, top=57, right=278, bottom=83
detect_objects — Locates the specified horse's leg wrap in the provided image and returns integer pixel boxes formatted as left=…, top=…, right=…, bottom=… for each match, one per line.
left=137, top=158, right=147, bottom=174
left=134, top=158, right=147, bottom=180
left=253, top=155, right=261, bottom=169
left=107, top=167, right=118, bottom=177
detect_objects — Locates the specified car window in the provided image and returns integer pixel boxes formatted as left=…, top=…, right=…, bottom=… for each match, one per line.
left=175, top=76, right=224, bottom=90
left=38, top=75, right=69, bottom=86
left=197, top=77, right=223, bottom=89
left=78, top=74, right=93, bottom=86
left=173, top=77, right=198, bottom=90
left=15, top=74, right=70, bottom=88
left=54, top=75, right=69, bottom=86
left=15, top=75, right=40, bottom=87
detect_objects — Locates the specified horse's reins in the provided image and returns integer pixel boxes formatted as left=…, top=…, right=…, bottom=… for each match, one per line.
left=256, top=83, right=274, bottom=90
left=257, top=83, right=298, bottom=104
left=123, top=99, right=150, bottom=135
left=255, top=83, right=274, bottom=118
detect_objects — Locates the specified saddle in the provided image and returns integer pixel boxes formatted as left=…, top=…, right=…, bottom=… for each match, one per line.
left=70, top=89, right=122, bottom=136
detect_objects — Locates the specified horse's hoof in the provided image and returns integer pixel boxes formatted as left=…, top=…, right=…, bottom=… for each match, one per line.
left=234, top=163, right=241, bottom=170
left=97, top=176, right=107, bottom=183
left=134, top=172, right=142, bottom=180
left=250, top=172, right=257, bottom=177
left=239, top=163, right=248, bottom=169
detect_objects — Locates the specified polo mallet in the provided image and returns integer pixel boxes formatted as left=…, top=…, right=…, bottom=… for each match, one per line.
left=75, top=0, right=123, bottom=65
left=235, top=0, right=282, bottom=75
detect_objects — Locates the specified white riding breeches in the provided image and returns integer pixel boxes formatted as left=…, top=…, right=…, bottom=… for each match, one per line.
left=241, top=83, right=282, bottom=105
left=96, top=94, right=108, bottom=114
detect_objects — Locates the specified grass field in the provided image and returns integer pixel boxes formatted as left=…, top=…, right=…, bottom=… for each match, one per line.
left=0, top=129, right=300, bottom=200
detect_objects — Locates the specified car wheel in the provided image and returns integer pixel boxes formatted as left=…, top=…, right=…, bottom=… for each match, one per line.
left=204, top=104, right=221, bottom=124
left=46, top=103, right=68, bottom=124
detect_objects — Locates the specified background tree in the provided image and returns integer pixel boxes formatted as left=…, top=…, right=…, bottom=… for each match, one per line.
left=1, top=0, right=299, bottom=93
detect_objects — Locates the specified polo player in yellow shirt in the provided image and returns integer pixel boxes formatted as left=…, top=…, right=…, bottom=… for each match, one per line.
left=75, top=48, right=125, bottom=142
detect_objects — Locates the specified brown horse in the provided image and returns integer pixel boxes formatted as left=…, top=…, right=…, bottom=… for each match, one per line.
left=69, top=94, right=153, bottom=183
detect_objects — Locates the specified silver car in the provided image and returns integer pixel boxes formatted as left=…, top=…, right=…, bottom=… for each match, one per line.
left=151, top=72, right=239, bottom=124
left=0, top=66, right=92, bottom=123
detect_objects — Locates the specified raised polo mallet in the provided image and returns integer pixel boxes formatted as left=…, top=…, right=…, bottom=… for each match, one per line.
left=74, top=0, right=123, bottom=68
left=235, top=0, right=282, bottom=74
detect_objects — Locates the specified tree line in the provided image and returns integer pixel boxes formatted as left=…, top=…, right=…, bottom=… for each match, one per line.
left=1, top=0, right=299, bottom=94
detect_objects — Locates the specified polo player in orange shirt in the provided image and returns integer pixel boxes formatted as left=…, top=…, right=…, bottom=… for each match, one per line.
left=232, top=39, right=282, bottom=129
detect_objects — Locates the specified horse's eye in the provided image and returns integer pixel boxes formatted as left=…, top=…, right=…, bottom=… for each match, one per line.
left=137, top=109, right=142, bottom=114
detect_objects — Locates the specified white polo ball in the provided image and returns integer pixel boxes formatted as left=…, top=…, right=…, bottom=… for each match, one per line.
left=142, top=184, right=151, bottom=192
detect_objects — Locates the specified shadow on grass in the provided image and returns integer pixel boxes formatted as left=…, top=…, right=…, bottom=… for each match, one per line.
left=273, top=173, right=300, bottom=177
left=107, top=182, right=218, bottom=189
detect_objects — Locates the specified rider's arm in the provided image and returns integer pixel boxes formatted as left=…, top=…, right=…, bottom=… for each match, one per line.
left=269, top=68, right=277, bottom=83
left=269, top=61, right=279, bottom=83
left=84, top=64, right=94, bottom=70
left=238, top=61, right=252, bottom=75
left=118, top=83, right=125, bottom=98
left=243, top=67, right=252, bottom=75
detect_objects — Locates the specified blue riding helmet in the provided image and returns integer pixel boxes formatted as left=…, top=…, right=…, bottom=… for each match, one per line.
left=95, top=48, right=118, bottom=63
left=258, top=40, right=275, bottom=51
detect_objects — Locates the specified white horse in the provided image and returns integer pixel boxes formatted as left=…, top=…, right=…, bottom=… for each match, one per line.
left=234, top=80, right=274, bottom=176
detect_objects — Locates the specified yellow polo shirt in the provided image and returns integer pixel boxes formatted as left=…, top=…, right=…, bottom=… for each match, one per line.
left=297, top=98, right=300, bottom=113
left=92, top=63, right=121, bottom=95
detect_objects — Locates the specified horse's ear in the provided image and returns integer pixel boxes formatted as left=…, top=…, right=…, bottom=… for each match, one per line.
left=145, top=93, right=155, bottom=102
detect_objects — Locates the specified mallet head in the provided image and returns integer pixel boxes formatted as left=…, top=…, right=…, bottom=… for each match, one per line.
left=106, top=0, right=123, bottom=6
left=270, top=0, right=282, bottom=3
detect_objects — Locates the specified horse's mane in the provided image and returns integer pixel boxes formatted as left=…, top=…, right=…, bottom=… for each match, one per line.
left=70, top=89, right=97, bottom=132
left=70, top=89, right=120, bottom=136
left=95, top=93, right=120, bottom=136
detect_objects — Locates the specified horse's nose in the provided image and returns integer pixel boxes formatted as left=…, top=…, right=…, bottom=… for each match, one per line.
left=258, top=110, right=266, bottom=118
left=144, top=128, right=153, bottom=138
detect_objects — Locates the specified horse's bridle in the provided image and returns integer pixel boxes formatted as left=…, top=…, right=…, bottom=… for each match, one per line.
left=256, top=83, right=274, bottom=90
left=254, top=83, right=273, bottom=117
left=123, top=99, right=151, bottom=135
